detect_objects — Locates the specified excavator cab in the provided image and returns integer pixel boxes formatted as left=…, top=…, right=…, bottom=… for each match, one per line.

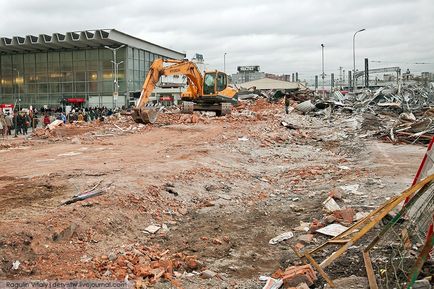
left=203, top=71, right=228, bottom=95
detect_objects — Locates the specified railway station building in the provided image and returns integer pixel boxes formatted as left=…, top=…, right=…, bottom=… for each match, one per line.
left=0, top=29, right=185, bottom=109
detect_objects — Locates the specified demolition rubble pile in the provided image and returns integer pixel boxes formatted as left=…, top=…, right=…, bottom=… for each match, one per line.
left=312, top=83, right=434, bottom=144
left=91, top=245, right=200, bottom=288
left=32, top=114, right=149, bottom=140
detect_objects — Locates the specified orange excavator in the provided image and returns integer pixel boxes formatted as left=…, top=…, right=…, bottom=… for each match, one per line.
left=132, top=59, right=238, bottom=124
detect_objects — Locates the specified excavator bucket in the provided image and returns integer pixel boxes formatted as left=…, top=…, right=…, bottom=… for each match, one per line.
left=132, top=107, right=158, bottom=124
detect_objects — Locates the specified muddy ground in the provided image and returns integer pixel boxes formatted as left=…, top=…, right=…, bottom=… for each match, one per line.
left=0, top=101, right=425, bottom=288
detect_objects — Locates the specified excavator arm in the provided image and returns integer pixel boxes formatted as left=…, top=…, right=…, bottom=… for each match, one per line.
left=132, top=59, right=204, bottom=124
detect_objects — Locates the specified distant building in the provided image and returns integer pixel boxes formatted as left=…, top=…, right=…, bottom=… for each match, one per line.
left=238, top=77, right=307, bottom=91
left=0, top=29, right=185, bottom=109
left=421, top=72, right=434, bottom=81
left=231, top=65, right=265, bottom=84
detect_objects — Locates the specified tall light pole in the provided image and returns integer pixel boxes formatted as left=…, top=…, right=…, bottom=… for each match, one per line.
left=105, top=45, right=125, bottom=108
left=321, top=44, right=325, bottom=98
left=13, top=68, right=21, bottom=111
left=352, top=28, right=365, bottom=91
left=224, top=52, right=227, bottom=74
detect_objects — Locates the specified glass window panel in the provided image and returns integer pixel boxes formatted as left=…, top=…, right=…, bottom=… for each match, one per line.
left=73, top=61, right=86, bottom=70
left=88, top=81, right=98, bottom=93
left=23, top=54, right=35, bottom=64
left=63, top=83, right=73, bottom=93
left=74, top=71, right=86, bottom=81
left=63, top=72, right=73, bottom=81
left=103, top=81, right=113, bottom=93
left=86, top=49, right=98, bottom=59
left=73, top=50, right=85, bottom=61
left=36, top=53, right=47, bottom=63
left=75, top=82, right=86, bottom=93
left=48, top=52, right=59, bottom=63
left=38, top=83, right=48, bottom=93
left=103, top=70, right=113, bottom=80
left=88, top=71, right=98, bottom=81
left=61, top=61, right=72, bottom=71
left=60, top=51, right=72, bottom=61
left=50, top=83, right=61, bottom=93
left=87, top=60, right=98, bottom=70
left=102, top=60, right=112, bottom=70
left=36, top=73, right=48, bottom=82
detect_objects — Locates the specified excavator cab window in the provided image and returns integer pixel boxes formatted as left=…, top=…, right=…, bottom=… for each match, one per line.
left=216, top=73, right=227, bottom=92
left=203, top=73, right=216, bottom=95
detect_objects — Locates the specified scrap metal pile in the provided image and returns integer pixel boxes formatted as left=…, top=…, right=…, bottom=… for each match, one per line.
left=313, top=82, right=434, bottom=144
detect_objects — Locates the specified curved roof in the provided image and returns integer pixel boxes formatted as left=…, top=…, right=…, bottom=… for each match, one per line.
left=0, top=29, right=185, bottom=59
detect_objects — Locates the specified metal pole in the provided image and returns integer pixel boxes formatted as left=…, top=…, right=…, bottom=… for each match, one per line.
left=14, top=69, right=21, bottom=111
left=104, top=45, right=125, bottom=108
left=321, top=44, right=325, bottom=98
left=224, top=52, right=227, bottom=74
left=352, top=29, right=366, bottom=92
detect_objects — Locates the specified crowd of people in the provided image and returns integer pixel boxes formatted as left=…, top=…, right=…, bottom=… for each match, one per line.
left=0, top=106, right=125, bottom=138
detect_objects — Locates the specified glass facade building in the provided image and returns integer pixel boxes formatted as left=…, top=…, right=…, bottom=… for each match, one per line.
left=0, top=29, right=185, bottom=109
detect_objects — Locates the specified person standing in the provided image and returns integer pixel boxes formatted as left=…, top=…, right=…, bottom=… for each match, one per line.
left=43, top=114, right=51, bottom=127
left=22, top=112, right=30, bottom=135
left=13, top=111, right=22, bottom=137
left=284, top=95, right=290, bottom=114
left=5, top=113, right=13, bottom=135
left=0, top=112, right=6, bottom=138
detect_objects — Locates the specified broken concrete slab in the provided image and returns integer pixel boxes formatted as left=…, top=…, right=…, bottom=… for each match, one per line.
left=144, top=224, right=161, bottom=234
left=323, top=196, right=341, bottom=212
left=315, top=223, right=348, bottom=237
left=269, top=231, right=294, bottom=245
left=200, top=269, right=217, bottom=279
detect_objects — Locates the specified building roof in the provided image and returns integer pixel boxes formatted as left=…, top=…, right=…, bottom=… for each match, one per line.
left=238, top=77, right=306, bottom=90
left=0, top=29, right=185, bottom=59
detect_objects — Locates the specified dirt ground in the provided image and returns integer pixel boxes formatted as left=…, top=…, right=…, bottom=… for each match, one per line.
left=0, top=100, right=426, bottom=288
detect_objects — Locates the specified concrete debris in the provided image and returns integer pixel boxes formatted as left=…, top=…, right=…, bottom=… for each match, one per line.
left=295, top=100, right=315, bottom=113
left=323, top=196, right=341, bottom=212
left=269, top=231, right=294, bottom=245
left=47, top=120, right=64, bottom=130
left=12, top=260, right=20, bottom=270
left=93, top=245, right=200, bottom=286
left=308, top=82, right=434, bottom=144
left=272, top=264, right=317, bottom=287
left=144, top=224, right=161, bottom=234
left=315, top=223, right=349, bottom=237
left=293, top=222, right=310, bottom=232
left=260, top=276, right=283, bottom=289
left=200, top=269, right=217, bottom=279
left=333, top=208, right=356, bottom=225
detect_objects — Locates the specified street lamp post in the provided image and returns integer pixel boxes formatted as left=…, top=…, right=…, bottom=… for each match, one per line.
left=352, top=29, right=366, bottom=91
left=105, top=45, right=125, bottom=108
left=224, top=52, right=227, bottom=74
left=321, top=44, right=325, bottom=98
left=13, top=68, right=21, bottom=111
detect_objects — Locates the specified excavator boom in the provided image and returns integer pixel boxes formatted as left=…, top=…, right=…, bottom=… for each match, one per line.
left=132, top=59, right=204, bottom=123
left=132, top=58, right=238, bottom=124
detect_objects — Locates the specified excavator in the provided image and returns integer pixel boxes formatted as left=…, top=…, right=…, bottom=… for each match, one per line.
left=131, top=59, right=238, bottom=124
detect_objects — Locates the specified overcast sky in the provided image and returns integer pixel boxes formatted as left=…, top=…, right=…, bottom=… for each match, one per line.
left=1, top=0, right=433, bottom=82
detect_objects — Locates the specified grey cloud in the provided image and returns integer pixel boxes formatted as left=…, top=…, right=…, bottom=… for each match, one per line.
left=0, top=0, right=433, bottom=79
